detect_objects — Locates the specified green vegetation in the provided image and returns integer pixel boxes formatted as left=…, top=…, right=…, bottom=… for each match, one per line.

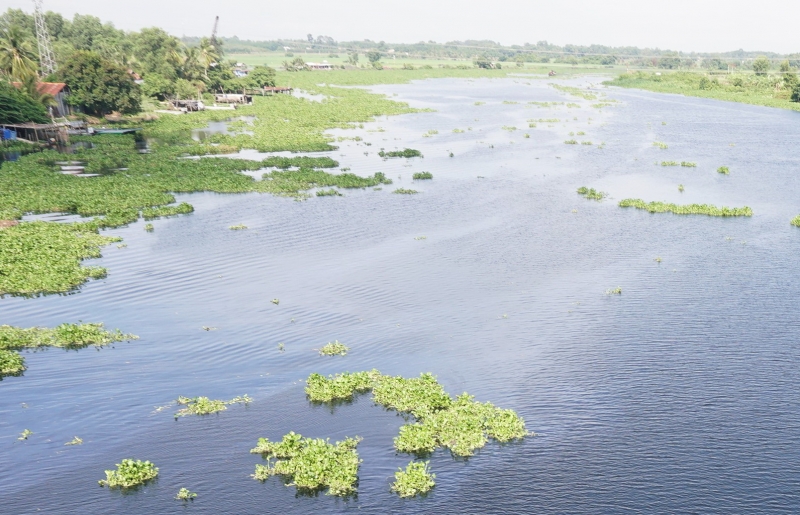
left=564, top=139, right=578, bottom=145
left=678, top=184, right=685, bottom=192
left=174, top=394, right=251, bottom=418
left=619, top=199, right=753, bottom=217
left=391, top=461, right=435, bottom=498
left=144, top=223, right=154, bottom=232
left=423, top=130, right=439, bottom=138
left=413, top=172, right=433, bottom=180
left=271, top=298, right=280, bottom=305
left=717, top=166, right=730, bottom=174
left=0, top=81, right=48, bottom=124
left=98, top=459, right=159, bottom=489
left=316, top=189, right=342, bottom=197
left=262, top=156, right=339, bottom=169
left=501, top=125, right=517, bottom=131
left=65, top=436, right=83, bottom=446
left=251, top=432, right=362, bottom=497
left=577, top=187, right=608, bottom=201
left=0, top=323, right=137, bottom=379
left=261, top=168, right=392, bottom=198
left=653, top=141, right=668, bottom=149
left=57, top=51, right=140, bottom=115
left=229, top=224, right=247, bottom=230
left=379, top=148, right=423, bottom=159
left=305, top=371, right=527, bottom=457
left=176, top=488, right=197, bottom=501
left=319, top=341, right=349, bottom=356
left=18, top=429, right=32, bottom=440
left=581, top=141, right=593, bottom=145
left=681, top=161, right=697, bottom=167
left=606, top=287, right=623, bottom=295
left=393, top=188, right=418, bottom=195
left=550, top=83, right=598, bottom=100
left=791, top=215, right=800, bottom=227
left=142, top=202, right=194, bottom=220
left=661, top=161, right=679, bottom=166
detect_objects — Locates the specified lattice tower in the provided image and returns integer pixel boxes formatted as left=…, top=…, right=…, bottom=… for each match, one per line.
left=32, top=0, right=57, bottom=76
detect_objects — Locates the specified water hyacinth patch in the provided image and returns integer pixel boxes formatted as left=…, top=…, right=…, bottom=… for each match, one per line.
left=142, top=202, right=194, bottom=220
left=99, top=459, right=158, bottom=489
left=606, top=287, right=623, bottom=295
left=791, top=215, right=800, bottom=227
left=261, top=168, right=392, bottom=198
left=18, top=429, right=33, bottom=440
left=305, top=370, right=381, bottom=403
left=316, top=189, right=342, bottom=197
left=229, top=224, right=247, bottom=230
left=0, top=349, right=25, bottom=377
left=174, top=394, right=251, bottom=418
left=262, top=156, right=338, bottom=169
left=393, top=188, right=419, bottom=195
left=250, top=432, right=362, bottom=497
left=564, top=139, right=578, bottom=145
left=413, top=172, right=433, bottom=180
left=378, top=148, right=423, bottom=158
left=717, top=166, right=730, bottom=174
left=653, top=141, right=669, bottom=149
left=661, top=161, right=679, bottom=166
left=391, top=461, right=435, bottom=498
left=144, top=223, right=154, bottom=232
left=577, top=187, right=608, bottom=201
left=681, top=161, right=697, bottom=167
left=319, top=341, right=349, bottom=356
left=619, top=199, right=753, bottom=217
left=176, top=488, right=197, bottom=501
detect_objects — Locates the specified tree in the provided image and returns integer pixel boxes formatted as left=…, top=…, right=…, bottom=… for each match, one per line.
left=244, top=66, right=276, bottom=89
left=752, top=56, right=770, bottom=76
left=0, top=80, right=48, bottom=124
left=366, top=51, right=382, bottom=63
left=131, top=28, right=181, bottom=79
left=792, top=83, right=800, bottom=102
left=57, top=51, right=140, bottom=115
left=474, top=57, right=492, bottom=69
left=0, top=26, right=38, bottom=81
left=347, top=52, right=359, bottom=65
left=19, top=75, right=56, bottom=108
left=197, top=37, right=219, bottom=77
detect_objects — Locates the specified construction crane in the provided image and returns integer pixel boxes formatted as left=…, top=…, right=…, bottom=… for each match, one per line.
left=32, top=0, right=57, bottom=77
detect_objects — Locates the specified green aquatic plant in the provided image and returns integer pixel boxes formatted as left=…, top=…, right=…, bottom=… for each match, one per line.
left=413, top=172, right=433, bottom=180
left=262, top=168, right=392, bottom=197
left=271, top=298, right=280, bottom=305
left=661, top=161, right=679, bottom=166
left=319, top=341, right=349, bottom=356
left=524, top=133, right=530, bottom=138
left=581, top=141, right=593, bottom=145
left=564, top=139, right=578, bottom=145
left=99, top=459, right=159, bottom=489
left=176, top=488, right=197, bottom=501
left=144, top=223, right=154, bottom=232
left=618, top=199, right=753, bottom=217
left=655, top=257, right=663, bottom=263
left=577, top=187, right=608, bottom=201
left=316, top=189, right=342, bottom=197
left=393, top=188, right=418, bottom=194
left=452, top=128, right=465, bottom=133
left=502, top=100, right=518, bottom=104
left=142, top=202, right=194, bottom=220
left=501, top=126, right=517, bottom=131
left=174, top=394, right=251, bottom=418
left=681, top=161, right=697, bottom=167
left=528, top=122, right=537, bottom=128
left=0, top=350, right=25, bottom=377
left=606, top=287, right=623, bottom=295
left=391, top=461, right=435, bottom=498
left=18, top=429, right=33, bottom=440
left=262, top=156, right=338, bottom=169
left=414, top=236, right=427, bottom=240
left=717, top=166, right=730, bottom=174
left=577, top=131, right=586, bottom=136
left=550, top=83, right=598, bottom=100
left=65, top=436, right=83, bottom=446
left=422, top=130, right=439, bottom=138
left=305, top=370, right=381, bottom=403
left=378, top=148, right=422, bottom=159
left=678, top=184, right=685, bottom=192
left=791, top=215, right=800, bottom=227
left=653, top=141, right=669, bottom=149
left=229, top=224, right=247, bottom=230
left=474, top=101, right=485, bottom=105
left=251, top=432, right=362, bottom=497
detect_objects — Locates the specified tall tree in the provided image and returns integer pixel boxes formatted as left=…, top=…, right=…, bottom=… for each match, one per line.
left=57, top=51, right=140, bottom=115
left=752, top=56, right=770, bottom=76
left=0, top=26, right=38, bottom=81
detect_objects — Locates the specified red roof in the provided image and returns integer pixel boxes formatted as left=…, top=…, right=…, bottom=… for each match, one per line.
left=11, top=82, right=68, bottom=95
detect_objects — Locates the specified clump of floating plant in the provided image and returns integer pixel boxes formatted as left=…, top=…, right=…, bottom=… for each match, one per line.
left=474, top=101, right=485, bottom=105
left=393, top=188, right=418, bottom=195
left=262, top=156, right=338, bottom=169
left=618, top=199, right=753, bottom=217
left=174, top=394, right=251, bottom=418
left=144, top=223, right=154, bottom=232
left=678, top=184, right=685, bottom=192
left=305, top=371, right=528, bottom=457
left=550, top=83, right=598, bottom=100
left=260, top=169, right=392, bottom=198
left=502, top=100, right=518, bottom=104
left=653, top=141, right=668, bottom=149
left=606, top=287, right=623, bottom=295
left=581, top=141, right=593, bottom=145
left=316, top=189, right=342, bottom=197
left=142, top=202, right=194, bottom=220
left=577, top=131, right=586, bottom=135
left=564, top=139, right=578, bottom=145
left=791, top=215, right=800, bottom=227
left=65, top=436, right=83, bottom=446
left=577, top=187, right=608, bottom=201
left=271, top=298, right=280, bottom=305
left=502, top=126, right=517, bottom=131
left=654, top=257, right=663, bottom=263
left=0, top=323, right=137, bottom=379
left=524, top=133, right=530, bottom=138
left=391, top=461, right=435, bottom=498
left=422, top=130, right=438, bottom=138
left=99, top=459, right=158, bottom=489
left=413, top=172, right=433, bottom=180
left=379, top=148, right=423, bottom=158
left=250, top=432, right=362, bottom=497
left=229, top=224, right=247, bottom=230
left=18, top=429, right=33, bottom=440
left=661, top=161, right=679, bottom=166
left=680, top=161, right=697, bottom=167
left=319, top=340, right=349, bottom=356
left=717, top=166, right=730, bottom=174
left=452, top=128, right=465, bottom=133
left=176, top=488, right=197, bottom=501
left=414, top=236, right=427, bottom=240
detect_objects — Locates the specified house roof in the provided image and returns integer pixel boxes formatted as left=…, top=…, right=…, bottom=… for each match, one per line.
left=11, top=82, right=68, bottom=95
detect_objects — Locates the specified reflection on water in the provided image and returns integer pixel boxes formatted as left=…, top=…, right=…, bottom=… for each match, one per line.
left=191, top=116, right=257, bottom=142
left=2, top=78, right=800, bottom=514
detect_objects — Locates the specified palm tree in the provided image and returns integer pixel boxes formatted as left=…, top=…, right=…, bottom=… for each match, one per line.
left=198, top=38, right=219, bottom=78
left=20, top=75, right=56, bottom=107
left=0, top=26, right=38, bottom=81
left=180, top=46, right=204, bottom=82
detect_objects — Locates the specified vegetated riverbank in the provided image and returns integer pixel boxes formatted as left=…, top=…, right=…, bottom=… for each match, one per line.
left=607, top=71, right=800, bottom=112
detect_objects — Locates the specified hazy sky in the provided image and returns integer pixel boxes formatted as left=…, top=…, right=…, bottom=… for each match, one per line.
left=6, top=0, right=799, bottom=54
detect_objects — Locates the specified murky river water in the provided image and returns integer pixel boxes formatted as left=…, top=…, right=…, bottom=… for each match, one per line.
left=2, top=76, right=800, bottom=514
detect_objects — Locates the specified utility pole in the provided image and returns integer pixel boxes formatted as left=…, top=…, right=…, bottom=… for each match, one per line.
left=32, top=0, right=57, bottom=77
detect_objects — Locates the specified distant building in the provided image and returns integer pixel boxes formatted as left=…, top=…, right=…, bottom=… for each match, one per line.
left=12, top=82, right=73, bottom=117
left=307, top=62, right=334, bottom=70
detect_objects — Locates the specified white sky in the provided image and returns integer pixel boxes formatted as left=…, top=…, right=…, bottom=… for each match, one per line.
left=6, top=0, right=799, bottom=54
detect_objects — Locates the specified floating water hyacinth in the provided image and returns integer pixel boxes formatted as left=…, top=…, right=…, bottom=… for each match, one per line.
left=175, top=488, right=197, bottom=501
left=577, top=187, right=608, bottom=201
left=606, top=287, right=623, bottom=295
left=229, top=224, right=247, bottom=230
left=174, top=394, right=251, bottom=418
left=319, top=341, right=349, bottom=356
left=413, top=172, right=433, bottom=180
left=619, top=199, right=752, bottom=217
left=379, top=148, right=423, bottom=158
left=653, top=141, right=669, bottom=149
left=393, top=188, right=418, bottom=194
left=391, top=461, right=435, bottom=498
left=717, top=166, right=730, bottom=174
left=99, top=459, right=158, bottom=489
left=791, top=215, right=800, bottom=227
left=681, top=161, right=697, bottom=167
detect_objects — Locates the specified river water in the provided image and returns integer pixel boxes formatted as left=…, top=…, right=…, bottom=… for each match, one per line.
left=2, top=76, right=800, bottom=514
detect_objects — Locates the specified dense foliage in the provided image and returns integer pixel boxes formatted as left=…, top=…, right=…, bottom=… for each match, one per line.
left=391, top=461, right=435, bottom=498
left=618, top=199, right=753, bottom=217
left=57, top=51, right=140, bottom=114
left=98, top=459, right=158, bottom=489
left=0, top=80, right=47, bottom=123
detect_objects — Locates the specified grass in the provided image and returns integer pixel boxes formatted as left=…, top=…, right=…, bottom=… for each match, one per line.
left=717, top=166, right=730, bottom=174
left=391, top=461, right=435, bottom=498
left=378, top=148, right=423, bottom=158
left=251, top=432, right=362, bottom=497
left=619, top=199, right=753, bottom=217
left=393, top=188, right=418, bottom=195
left=99, top=459, right=158, bottom=489
left=791, top=215, right=800, bottom=227
left=319, top=341, right=349, bottom=356
left=0, top=323, right=137, bottom=379
left=577, top=187, right=608, bottom=201
left=142, top=202, right=194, bottom=220
left=413, top=172, right=433, bottom=180
left=305, top=371, right=528, bottom=457
left=175, top=394, right=251, bottom=418
left=176, top=488, right=197, bottom=501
